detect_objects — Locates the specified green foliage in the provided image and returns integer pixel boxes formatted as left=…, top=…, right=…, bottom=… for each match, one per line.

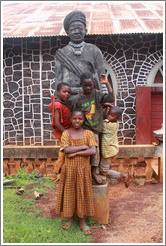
left=16, top=168, right=38, bottom=180
left=4, top=175, right=14, bottom=180
left=86, top=215, right=100, bottom=226
left=3, top=179, right=92, bottom=243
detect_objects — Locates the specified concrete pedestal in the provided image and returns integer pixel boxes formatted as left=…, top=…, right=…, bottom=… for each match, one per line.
left=92, top=180, right=110, bottom=224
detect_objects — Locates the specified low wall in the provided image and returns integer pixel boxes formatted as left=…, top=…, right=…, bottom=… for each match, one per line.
left=3, top=144, right=162, bottom=184
left=3, top=144, right=156, bottom=158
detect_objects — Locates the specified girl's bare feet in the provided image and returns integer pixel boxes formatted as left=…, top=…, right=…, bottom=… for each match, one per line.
left=62, top=217, right=74, bottom=230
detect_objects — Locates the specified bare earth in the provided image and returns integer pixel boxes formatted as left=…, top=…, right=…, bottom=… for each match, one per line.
left=33, top=181, right=163, bottom=244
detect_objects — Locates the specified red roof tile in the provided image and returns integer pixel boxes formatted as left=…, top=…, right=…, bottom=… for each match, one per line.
left=135, top=10, right=157, bottom=18
left=118, top=19, right=143, bottom=33
left=2, top=1, right=164, bottom=38
left=143, top=19, right=163, bottom=30
left=90, top=21, right=115, bottom=34
left=128, top=3, right=146, bottom=9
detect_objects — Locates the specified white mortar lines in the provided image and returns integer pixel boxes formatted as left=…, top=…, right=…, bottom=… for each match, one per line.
left=21, top=39, right=25, bottom=146
left=39, top=37, right=44, bottom=145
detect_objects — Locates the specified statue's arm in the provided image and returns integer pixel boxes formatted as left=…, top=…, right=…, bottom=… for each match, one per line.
left=94, top=47, right=108, bottom=93
left=95, top=47, right=105, bottom=76
left=55, top=58, right=63, bottom=83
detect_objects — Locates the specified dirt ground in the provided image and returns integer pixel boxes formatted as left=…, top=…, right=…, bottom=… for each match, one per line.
left=33, top=181, right=163, bottom=244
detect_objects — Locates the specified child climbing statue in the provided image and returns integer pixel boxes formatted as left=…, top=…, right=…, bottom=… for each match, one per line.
left=100, top=104, right=130, bottom=187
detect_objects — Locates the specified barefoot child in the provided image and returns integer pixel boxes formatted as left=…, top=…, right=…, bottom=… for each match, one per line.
left=100, top=105, right=130, bottom=187
left=56, top=109, right=97, bottom=235
left=72, top=72, right=115, bottom=184
left=48, top=82, right=72, bottom=178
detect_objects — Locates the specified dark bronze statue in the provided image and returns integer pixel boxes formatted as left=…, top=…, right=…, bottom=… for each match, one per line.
left=55, top=11, right=107, bottom=95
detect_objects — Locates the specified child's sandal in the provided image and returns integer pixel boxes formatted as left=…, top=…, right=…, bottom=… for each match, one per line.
left=80, top=225, right=92, bottom=235
left=62, top=222, right=72, bottom=230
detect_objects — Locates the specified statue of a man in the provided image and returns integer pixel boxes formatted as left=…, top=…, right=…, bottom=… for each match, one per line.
left=55, top=11, right=107, bottom=95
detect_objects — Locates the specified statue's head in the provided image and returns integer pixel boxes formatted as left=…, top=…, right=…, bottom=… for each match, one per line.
left=63, top=11, right=87, bottom=44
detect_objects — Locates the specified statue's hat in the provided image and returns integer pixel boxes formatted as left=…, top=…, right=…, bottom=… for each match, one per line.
left=63, top=11, right=86, bottom=33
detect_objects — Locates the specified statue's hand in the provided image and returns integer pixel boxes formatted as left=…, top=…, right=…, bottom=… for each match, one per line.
left=100, top=73, right=108, bottom=84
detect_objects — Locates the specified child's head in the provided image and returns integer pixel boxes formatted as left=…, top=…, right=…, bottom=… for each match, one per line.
left=71, top=109, right=85, bottom=129
left=80, top=73, right=94, bottom=95
left=107, top=106, right=122, bottom=122
left=57, top=83, right=71, bottom=102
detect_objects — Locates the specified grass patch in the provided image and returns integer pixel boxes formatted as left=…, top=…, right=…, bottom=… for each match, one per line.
left=3, top=169, right=92, bottom=243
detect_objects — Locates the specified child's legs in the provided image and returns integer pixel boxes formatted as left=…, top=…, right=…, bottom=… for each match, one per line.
left=99, top=157, right=111, bottom=175
left=90, top=134, right=100, bottom=168
left=90, top=134, right=102, bottom=184
left=108, top=169, right=122, bottom=184
left=100, top=156, right=122, bottom=184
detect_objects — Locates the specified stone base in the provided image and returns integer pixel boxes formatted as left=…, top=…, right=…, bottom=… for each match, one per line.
left=92, top=179, right=110, bottom=224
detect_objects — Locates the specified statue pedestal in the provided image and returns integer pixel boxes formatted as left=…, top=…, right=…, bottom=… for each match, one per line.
left=92, top=179, right=110, bottom=224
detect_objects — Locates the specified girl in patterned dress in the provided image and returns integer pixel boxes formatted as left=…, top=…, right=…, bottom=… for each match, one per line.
left=56, top=109, right=97, bottom=235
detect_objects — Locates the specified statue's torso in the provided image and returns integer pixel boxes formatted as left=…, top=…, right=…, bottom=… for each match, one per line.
left=55, top=43, right=105, bottom=95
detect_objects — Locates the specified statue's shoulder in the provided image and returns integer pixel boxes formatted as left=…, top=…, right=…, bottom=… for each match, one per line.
left=56, top=45, right=70, bottom=53
left=55, top=45, right=71, bottom=61
left=84, top=43, right=102, bottom=53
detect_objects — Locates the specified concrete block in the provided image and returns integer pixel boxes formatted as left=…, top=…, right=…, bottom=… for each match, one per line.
left=3, top=145, right=156, bottom=159
left=117, top=145, right=155, bottom=158
left=92, top=180, right=110, bottom=224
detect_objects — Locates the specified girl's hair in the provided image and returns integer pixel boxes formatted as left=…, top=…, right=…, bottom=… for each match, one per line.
left=71, top=108, right=85, bottom=117
left=57, top=82, right=70, bottom=91
left=80, top=73, right=94, bottom=84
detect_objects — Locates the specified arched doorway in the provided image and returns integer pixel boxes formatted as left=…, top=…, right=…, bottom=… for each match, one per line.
left=136, top=60, right=163, bottom=144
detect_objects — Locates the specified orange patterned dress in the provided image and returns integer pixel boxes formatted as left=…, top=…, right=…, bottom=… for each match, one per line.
left=55, top=130, right=96, bottom=219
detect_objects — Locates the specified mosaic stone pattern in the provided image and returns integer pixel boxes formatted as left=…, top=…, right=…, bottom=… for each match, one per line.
left=3, top=33, right=163, bottom=146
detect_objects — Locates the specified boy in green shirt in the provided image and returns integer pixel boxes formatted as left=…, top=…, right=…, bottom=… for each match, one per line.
left=72, top=72, right=115, bottom=184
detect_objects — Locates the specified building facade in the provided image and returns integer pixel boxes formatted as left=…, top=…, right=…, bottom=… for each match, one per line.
left=3, top=33, right=163, bottom=146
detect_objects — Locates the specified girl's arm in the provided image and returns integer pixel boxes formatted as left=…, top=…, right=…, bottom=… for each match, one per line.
left=67, top=146, right=96, bottom=158
left=64, top=145, right=89, bottom=154
left=54, top=109, right=65, bottom=133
